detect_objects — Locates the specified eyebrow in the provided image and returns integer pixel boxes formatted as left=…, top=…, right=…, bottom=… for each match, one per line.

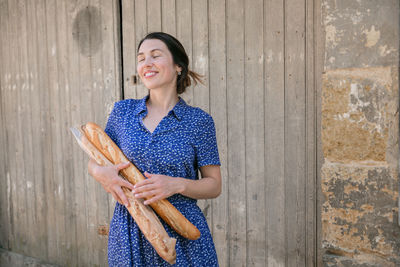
left=137, top=49, right=163, bottom=56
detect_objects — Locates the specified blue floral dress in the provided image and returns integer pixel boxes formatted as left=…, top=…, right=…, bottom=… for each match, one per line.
left=104, top=95, right=220, bottom=267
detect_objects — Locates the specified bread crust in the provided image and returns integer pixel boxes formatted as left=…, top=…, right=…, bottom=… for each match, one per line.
left=72, top=126, right=176, bottom=264
left=83, top=122, right=201, bottom=240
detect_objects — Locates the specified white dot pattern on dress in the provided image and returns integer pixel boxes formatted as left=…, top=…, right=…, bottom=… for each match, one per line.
left=105, top=94, right=221, bottom=267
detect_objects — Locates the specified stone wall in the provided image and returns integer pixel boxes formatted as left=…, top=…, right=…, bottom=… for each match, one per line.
left=321, top=0, right=400, bottom=266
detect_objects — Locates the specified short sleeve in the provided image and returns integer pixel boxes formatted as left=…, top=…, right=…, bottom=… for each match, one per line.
left=104, top=101, right=120, bottom=145
left=194, top=114, right=221, bottom=168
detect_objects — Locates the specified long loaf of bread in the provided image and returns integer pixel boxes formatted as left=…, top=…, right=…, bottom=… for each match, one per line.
left=70, top=126, right=176, bottom=264
left=82, top=122, right=201, bottom=240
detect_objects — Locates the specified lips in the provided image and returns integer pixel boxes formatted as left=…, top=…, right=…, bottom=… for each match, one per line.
left=144, top=71, right=158, bottom=78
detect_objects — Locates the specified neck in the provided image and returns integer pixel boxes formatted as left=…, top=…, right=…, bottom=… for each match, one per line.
left=147, top=89, right=179, bottom=113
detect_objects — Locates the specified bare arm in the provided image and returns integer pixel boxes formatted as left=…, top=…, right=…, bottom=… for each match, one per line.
left=132, top=165, right=222, bottom=205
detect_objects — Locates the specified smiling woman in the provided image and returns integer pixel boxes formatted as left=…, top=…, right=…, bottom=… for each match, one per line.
left=87, top=32, right=222, bottom=266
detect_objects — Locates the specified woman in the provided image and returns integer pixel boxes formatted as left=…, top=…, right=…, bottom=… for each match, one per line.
left=88, top=32, right=221, bottom=266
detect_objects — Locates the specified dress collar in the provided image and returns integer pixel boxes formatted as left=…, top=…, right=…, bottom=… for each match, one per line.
left=133, top=94, right=187, bottom=121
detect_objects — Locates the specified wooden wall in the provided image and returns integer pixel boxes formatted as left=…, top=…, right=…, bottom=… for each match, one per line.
left=0, top=0, right=321, bottom=266
left=0, top=0, right=121, bottom=266
left=121, top=0, right=320, bottom=266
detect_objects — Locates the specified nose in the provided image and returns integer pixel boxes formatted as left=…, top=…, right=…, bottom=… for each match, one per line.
left=143, top=56, right=154, bottom=66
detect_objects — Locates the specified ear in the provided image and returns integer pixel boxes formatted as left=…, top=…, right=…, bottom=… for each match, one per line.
left=175, top=65, right=182, bottom=73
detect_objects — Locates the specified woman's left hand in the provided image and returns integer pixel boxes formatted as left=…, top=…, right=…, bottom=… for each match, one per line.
left=132, top=172, right=183, bottom=205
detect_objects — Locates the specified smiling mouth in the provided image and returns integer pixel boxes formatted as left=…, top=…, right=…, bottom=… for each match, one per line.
left=144, top=71, right=157, bottom=78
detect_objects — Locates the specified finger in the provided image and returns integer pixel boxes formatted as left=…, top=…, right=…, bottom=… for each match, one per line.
left=144, top=194, right=163, bottom=205
left=115, top=186, right=129, bottom=207
left=144, top=171, right=152, bottom=178
left=115, top=162, right=130, bottom=171
left=133, top=183, right=156, bottom=195
left=135, top=189, right=157, bottom=199
left=134, top=178, right=153, bottom=189
left=118, top=178, right=135, bottom=191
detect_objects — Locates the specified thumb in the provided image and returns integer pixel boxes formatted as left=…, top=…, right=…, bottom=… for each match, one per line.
left=115, top=162, right=130, bottom=171
left=144, top=171, right=152, bottom=178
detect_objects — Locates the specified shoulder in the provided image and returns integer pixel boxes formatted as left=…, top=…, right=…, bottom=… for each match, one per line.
left=109, top=98, right=140, bottom=115
left=184, top=105, right=215, bottom=128
left=113, top=98, right=139, bottom=110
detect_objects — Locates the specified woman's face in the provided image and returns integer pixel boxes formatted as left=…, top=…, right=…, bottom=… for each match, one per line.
left=137, top=39, right=182, bottom=92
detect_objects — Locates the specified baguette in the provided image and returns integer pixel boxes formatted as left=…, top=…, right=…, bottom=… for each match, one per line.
left=70, top=126, right=177, bottom=264
left=82, top=122, right=201, bottom=240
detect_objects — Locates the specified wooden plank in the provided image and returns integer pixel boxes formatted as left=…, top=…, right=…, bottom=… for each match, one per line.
left=45, top=0, right=67, bottom=262
left=67, top=1, right=89, bottom=264
left=176, top=0, right=193, bottom=105
left=134, top=0, right=148, bottom=99
left=306, top=0, right=317, bottom=265
left=192, top=0, right=211, bottom=228
left=106, top=0, right=123, bottom=220
left=244, top=0, right=265, bottom=265
left=34, top=0, right=57, bottom=261
left=161, top=0, right=176, bottom=36
left=208, top=0, right=229, bottom=265
left=54, top=0, right=76, bottom=264
left=264, top=0, right=286, bottom=266
left=226, top=0, right=246, bottom=265
left=75, top=1, right=99, bottom=265
left=27, top=0, right=49, bottom=259
left=82, top=0, right=102, bottom=264
left=0, top=0, right=12, bottom=252
left=285, top=0, right=307, bottom=265
left=315, top=0, right=324, bottom=265
left=146, top=0, right=161, bottom=32
left=0, top=0, right=8, bottom=249
left=96, top=0, right=122, bottom=263
left=17, top=0, right=36, bottom=258
left=8, top=0, right=27, bottom=255
left=122, top=0, right=137, bottom=99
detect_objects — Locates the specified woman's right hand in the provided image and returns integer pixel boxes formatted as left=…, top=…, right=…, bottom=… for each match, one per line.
left=88, top=159, right=134, bottom=206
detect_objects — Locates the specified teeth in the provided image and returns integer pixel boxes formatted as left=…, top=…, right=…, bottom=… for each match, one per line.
left=145, top=72, right=156, bottom=77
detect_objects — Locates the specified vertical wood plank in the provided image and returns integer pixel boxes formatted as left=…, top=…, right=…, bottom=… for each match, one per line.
left=55, top=0, right=76, bottom=263
left=86, top=0, right=103, bottom=264
left=134, top=0, right=148, bottom=99
left=36, top=0, right=56, bottom=261
left=0, top=0, right=8, bottom=250
left=161, top=0, right=176, bottom=36
left=11, top=0, right=30, bottom=256
left=3, top=0, right=16, bottom=254
left=264, top=0, right=286, bottom=266
left=285, top=0, right=307, bottom=265
left=192, top=0, right=212, bottom=226
left=147, top=0, right=161, bottom=32
left=97, top=0, right=122, bottom=263
left=68, top=1, right=88, bottom=264
left=226, top=0, right=246, bottom=265
left=17, top=0, right=36, bottom=259
left=176, top=0, right=193, bottom=105
left=65, top=1, right=83, bottom=264
left=315, top=0, right=324, bottom=265
left=306, top=0, right=317, bottom=265
left=244, top=0, right=265, bottom=265
left=208, top=0, right=229, bottom=265
left=45, top=0, right=66, bottom=261
left=27, top=0, right=49, bottom=259
left=0, top=0, right=12, bottom=252
left=122, top=0, right=137, bottom=99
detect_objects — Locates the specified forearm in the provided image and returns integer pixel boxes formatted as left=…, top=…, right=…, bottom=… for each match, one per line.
left=177, top=176, right=221, bottom=200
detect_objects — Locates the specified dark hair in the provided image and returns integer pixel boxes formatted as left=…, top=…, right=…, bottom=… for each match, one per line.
left=137, top=32, right=203, bottom=94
